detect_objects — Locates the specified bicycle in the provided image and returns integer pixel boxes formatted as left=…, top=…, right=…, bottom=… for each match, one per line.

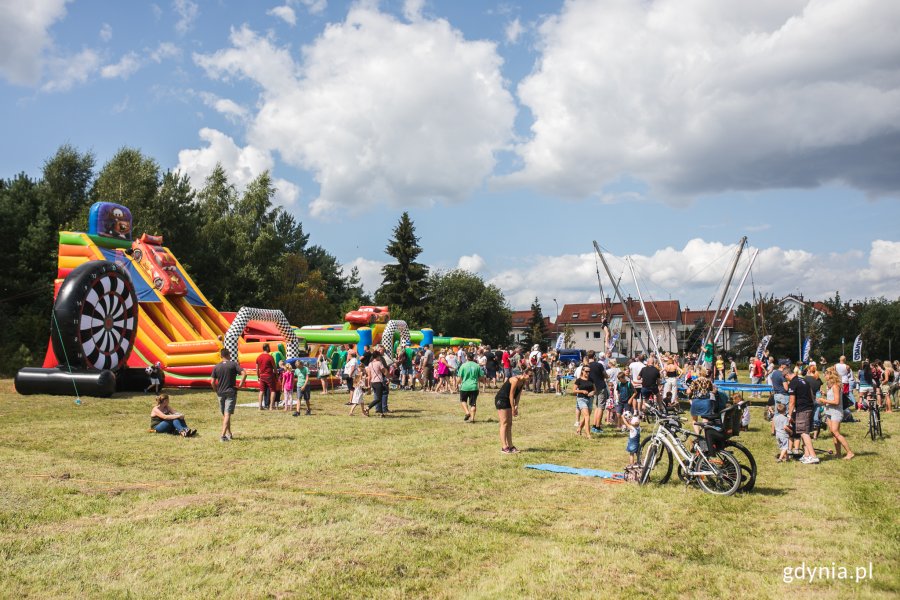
left=639, top=410, right=742, bottom=496
left=866, top=395, right=883, bottom=441
left=641, top=403, right=756, bottom=493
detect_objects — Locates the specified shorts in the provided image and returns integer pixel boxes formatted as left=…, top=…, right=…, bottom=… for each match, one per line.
left=776, top=432, right=789, bottom=450
left=149, top=377, right=160, bottom=386
left=297, top=386, right=310, bottom=401
left=343, top=375, right=355, bottom=391
left=424, top=366, right=434, bottom=382
left=616, top=400, right=630, bottom=415
left=400, top=365, right=410, bottom=376
left=597, top=386, right=610, bottom=402
left=460, top=389, right=478, bottom=406
left=504, top=367, right=512, bottom=378
left=824, top=407, right=843, bottom=423
left=486, top=367, right=497, bottom=379
left=259, top=380, right=274, bottom=396
left=495, top=396, right=512, bottom=410
left=626, top=436, right=640, bottom=454
left=793, top=409, right=813, bottom=434
left=881, top=384, right=891, bottom=397
left=690, top=398, right=712, bottom=417
left=218, top=394, right=237, bottom=415
left=640, top=387, right=656, bottom=401
left=576, top=396, right=593, bottom=412
left=773, top=393, right=789, bottom=408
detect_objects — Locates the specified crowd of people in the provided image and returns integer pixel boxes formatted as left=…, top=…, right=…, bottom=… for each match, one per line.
left=146, top=340, right=896, bottom=464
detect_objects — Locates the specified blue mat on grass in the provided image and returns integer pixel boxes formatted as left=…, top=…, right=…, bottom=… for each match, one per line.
left=526, top=464, right=623, bottom=479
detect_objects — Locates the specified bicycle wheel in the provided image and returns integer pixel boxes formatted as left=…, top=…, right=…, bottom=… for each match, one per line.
left=639, top=439, right=673, bottom=485
left=875, top=411, right=882, bottom=439
left=694, top=450, right=741, bottom=496
left=724, top=441, right=757, bottom=493
left=868, top=412, right=877, bottom=441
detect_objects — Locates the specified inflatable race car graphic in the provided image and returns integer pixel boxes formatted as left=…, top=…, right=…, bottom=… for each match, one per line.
left=131, top=233, right=187, bottom=296
left=343, top=305, right=390, bottom=326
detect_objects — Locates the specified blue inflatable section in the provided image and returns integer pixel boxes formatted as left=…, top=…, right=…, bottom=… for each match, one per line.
left=98, top=248, right=206, bottom=306
left=525, top=464, right=623, bottom=479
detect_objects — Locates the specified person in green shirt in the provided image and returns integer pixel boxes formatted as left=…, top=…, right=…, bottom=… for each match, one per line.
left=292, top=361, right=311, bottom=416
left=458, top=352, right=482, bottom=422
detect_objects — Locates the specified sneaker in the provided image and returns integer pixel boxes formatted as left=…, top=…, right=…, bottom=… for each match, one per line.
left=591, top=426, right=603, bottom=434
left=509, top=446, right=520, bottom=454
left=305, top=410, right=311, bottom=415
left=807, top=456, right=820, bottom=464
left=501, top=447, right=513, bottom=454
left=220, top=435, right=229, bottom=442
left=464, top=414, right=471, bottom=421
left=292, top=411, right=300, bottom=417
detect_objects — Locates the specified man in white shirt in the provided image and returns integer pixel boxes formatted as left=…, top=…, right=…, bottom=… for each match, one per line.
left=629, top=355, right=646, bottom=386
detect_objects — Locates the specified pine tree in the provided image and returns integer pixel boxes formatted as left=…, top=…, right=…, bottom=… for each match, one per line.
left=376, top=212, right=430, bottom=325
left=523, top=298, right=548, bottom=350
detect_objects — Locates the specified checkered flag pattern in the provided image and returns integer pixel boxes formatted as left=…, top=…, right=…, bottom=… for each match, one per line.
left=224, top=307, right=301, bottom=361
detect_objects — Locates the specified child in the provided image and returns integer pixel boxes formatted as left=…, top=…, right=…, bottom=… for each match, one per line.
left=292, top=361, right=311, bottom=416
left=774, top=403, right=789, bottom=462
left=348, top=369, right=368, bottom=416
left=615, top=371, right=636, bottom=430
left=624, top=412, right=641, bottom=465
left=145, top=362, right=162, bottom=394
left=281, top=362, right=295, bottom=411
left=732, top=393, right=750, bottom=431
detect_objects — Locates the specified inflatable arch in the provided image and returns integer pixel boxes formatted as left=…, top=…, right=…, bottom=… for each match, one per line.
left=380, top=320, right=412, bottom=361
left=224, top=307, right=301, bottom=361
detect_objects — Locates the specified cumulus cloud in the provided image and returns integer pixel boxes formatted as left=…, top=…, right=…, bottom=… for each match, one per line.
left=457, top=254, right=486, bottom=273
left=173, top=0, right=199, bottom=35
left=41, top=48, right=101, bottom=92
left=197, top=91, right=249, bottom=122
left=489, top=239, right=900, bottom=310
left=193, top=7, right=516, bottom=217
left=268, top=5, right=297, bottom=26
left=347, top=257, right=387, bottom=293
left=176, top=128, right=300, bottom=206
left=504, top=18, right=523, bottom=44
left=101, top=52, right=141, bottom=79
left=293, top=0, right=326, bottom=16
left=0, top=0, right=70, bottom=86
left=149, top=42, right=181, bottom=63
left=506, top=0, right=900, bottom=199
left=99, top=23, right=112, bottom=42
left=403, top=0, right=424, bottom=22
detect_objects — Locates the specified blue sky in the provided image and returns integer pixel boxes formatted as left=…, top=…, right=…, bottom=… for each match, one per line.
left=1, top=0, right=898, bottom=312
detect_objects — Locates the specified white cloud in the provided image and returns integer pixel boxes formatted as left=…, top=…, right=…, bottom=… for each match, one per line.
left=292, top=0, right=326, bottom=16
left=347, top=257, right=386, bottom=293
left=504, top=18, right=523, bottom=44
left=197, top=91, right=249, bottom=122
left=173, top=0, right=199, bottom=35
left=403, top=0, right=424, bottom=22
left=506, top=0, right=900, bottom=199
left=457, top=254, right=486, bottom=273
left=489, top=239, right=900, bottom=310
left=194, top=8, right=516, bottom=217
left=99, top=22, right=112, bottom=42
left=150, top=42, right=181, bottom=63
left=101, top=52, right=141, bottom=79
left=41, top=48, right=101, bottom=92
left=267, top=5, right=297, bottom=26
left=176, top=128, right=300, bottom=206
left=0, top=0, right=70, bottom=86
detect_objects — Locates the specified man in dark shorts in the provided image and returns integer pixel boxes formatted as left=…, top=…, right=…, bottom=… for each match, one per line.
left=256, top=343, right=276, bottom=410
left=458, top=352, right=481, bottom=422
left=637, top=356, right=661, bottom=414
left=483, top=346, right=498, bottom=388
left=586, top=350, right=607, bottom=434
left=786, top=369, right=818, bottom=464
left=211, top=348, right=247, bottom=442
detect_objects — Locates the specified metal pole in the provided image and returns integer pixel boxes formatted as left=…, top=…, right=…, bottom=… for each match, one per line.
left=698, top=237, right=747, bottom=365
left=713, top=249, right=759, bottom=347
left=798, top=310, right=802, bottom=363
left=593, top=241, right=648, bottom=356
left=627, top=257, right=663, bottom=365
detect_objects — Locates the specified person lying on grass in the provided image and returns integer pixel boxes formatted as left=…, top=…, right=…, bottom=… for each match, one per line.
left=150, top=394, right=195, bottom=437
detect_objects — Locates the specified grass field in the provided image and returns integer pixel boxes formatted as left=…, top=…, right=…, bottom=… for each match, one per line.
left=0, top=379, right=897, bottom=599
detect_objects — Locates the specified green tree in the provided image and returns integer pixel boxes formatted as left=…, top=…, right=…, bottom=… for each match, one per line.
left=42, top=144, right=95, bottom=230
left=733, top=294, right=794, bottom=359
left=856, top=298, right=900, bottom=360
left=522, top=298, right=548, bottom=351
left=426, top=269, right=511, bottom=346
left=91, top=148, right=161, bottom=235
left=376, top=212, right=429, bottom=326
left=563, top=323, right=575, bottom=349
left=819, top=292, right=859, bottom=361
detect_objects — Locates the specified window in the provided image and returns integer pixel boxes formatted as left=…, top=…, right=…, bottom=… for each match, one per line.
left=638, top=309, right=643, bottom=316
left=634, top=331, right=641, bottom=337
left=572, top=313, right=579, bottom=319
left=593, top=331, right=603, bottom=338
left=590, top=313, right=597, bottom=318
left=585, top=331, right=589, bottom=339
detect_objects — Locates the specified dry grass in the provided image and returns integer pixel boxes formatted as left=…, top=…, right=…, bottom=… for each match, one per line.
left=0, top=383, right=897, bottom=599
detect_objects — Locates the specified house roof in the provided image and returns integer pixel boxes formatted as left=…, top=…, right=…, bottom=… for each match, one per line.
left=681, top=309, right=735, bottom=328
left=778, top=294, right=832, bottom=316
left=510, top=311, right=557, bottom=333
left=558, top=300, right=681, bottom=325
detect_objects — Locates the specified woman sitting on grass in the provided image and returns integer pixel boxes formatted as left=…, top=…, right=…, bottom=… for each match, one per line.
left=495, top=365, right=533, bottom=454
left=150, top=394, right=195, bottom=437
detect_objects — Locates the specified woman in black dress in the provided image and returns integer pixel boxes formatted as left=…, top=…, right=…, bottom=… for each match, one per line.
left=496, top=365, right=533, bottom=454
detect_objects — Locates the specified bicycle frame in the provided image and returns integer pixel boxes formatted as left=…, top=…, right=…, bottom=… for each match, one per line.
left=646, top=420, right=720, bottom=478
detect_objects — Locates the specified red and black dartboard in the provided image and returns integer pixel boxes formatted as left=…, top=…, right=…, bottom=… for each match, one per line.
left=52, top=261, right=139, bottom=371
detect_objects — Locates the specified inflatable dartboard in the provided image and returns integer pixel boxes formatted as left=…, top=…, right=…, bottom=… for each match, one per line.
left=51, top=261, right=139, bottom=371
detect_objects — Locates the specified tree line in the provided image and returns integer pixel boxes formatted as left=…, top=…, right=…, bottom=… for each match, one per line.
left=0, top=145, right=512, bottom=375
